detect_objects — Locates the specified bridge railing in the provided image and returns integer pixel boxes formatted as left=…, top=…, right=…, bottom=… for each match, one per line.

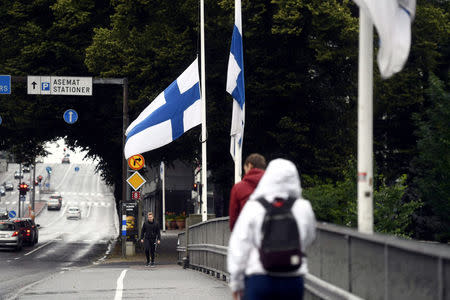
left=177, top=217, right=365, bottom=300
left=177, top=217, right=450, bottom=300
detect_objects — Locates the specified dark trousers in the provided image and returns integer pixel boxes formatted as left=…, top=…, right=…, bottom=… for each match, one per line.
left=144, top=242, right=156, bottom=263
left=243, top=275, right=304, bottom=300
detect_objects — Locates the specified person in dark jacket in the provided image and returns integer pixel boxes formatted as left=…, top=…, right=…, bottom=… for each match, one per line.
left=140, top=212, right=161, bottom=266
left=229, top=153, right=266, bottom=231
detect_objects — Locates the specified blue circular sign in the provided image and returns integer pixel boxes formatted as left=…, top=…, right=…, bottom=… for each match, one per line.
left=63, top=109, right=78, bottom=124
left=0, top=115, right=2, bottom=125
left=8, top=210, right=16, bottom=218
left=75, top=166, right=80, bottom=172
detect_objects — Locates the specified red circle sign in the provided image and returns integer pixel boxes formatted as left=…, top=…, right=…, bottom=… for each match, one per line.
left=128, top=154, right=145, bottom=170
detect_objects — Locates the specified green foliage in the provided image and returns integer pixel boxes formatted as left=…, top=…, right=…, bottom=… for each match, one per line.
left=0, top=0, right=447, bottom=240
left=304, top=160, right=422, bottom=237
left=411, top=74, right=450, bottom=242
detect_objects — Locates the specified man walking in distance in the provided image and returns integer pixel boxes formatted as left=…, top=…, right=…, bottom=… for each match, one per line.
left=140, top=212, right=161, bottom=267
left=229, top=153, right=266, bottom=231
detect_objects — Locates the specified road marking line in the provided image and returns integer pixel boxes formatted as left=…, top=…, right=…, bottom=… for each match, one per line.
left=114, top=269, right=128, bottom=300
left=24, top=239, right=54, bottom=256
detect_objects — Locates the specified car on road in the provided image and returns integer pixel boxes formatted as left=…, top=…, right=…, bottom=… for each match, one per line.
left=62, top=157, right=70, bottom=164
left=15, top=218, right=38, bottom=245
left=0, top=221, right=23, bottom=251
left=0, top=208, right=8, bottom=220
left=3, top=182, right=14, bottom=191
left=0, top=186, right=5, bottom=196
left=22, top=166, right=30, bottom=173
left=14, top=171, right=23, bottom=179
left=47, top=194, right=62, bottom=210
left=66, top=207, right=81, bottom=220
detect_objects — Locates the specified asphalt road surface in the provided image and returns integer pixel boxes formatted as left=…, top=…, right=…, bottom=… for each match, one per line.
left=0, top=163, right=118, bottom=299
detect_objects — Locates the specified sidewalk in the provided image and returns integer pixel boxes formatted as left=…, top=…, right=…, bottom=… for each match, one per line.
left=102, top=230, right=182, bottom=265
left=23, top=200, right=47, bottom=218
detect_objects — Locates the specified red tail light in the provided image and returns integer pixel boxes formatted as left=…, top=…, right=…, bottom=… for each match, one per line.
left=12, top=231, right=19, bottom=237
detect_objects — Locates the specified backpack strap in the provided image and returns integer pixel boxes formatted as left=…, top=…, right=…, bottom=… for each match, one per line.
left=256, top=197, right=272, bottom=211
left=257, top=197, right=297, bottom=210
left=283, top=197, right=297, bottom=210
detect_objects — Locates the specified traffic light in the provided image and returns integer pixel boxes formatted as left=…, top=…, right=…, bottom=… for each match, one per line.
left=19, top=183, right=29, bottom=195
left=193, top=183, right=198, bottom=191
left=37, top=175, right=43, bottom=183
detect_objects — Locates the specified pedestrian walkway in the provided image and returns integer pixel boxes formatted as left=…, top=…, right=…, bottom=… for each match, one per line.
left=11, top=230, right=231, bottom=300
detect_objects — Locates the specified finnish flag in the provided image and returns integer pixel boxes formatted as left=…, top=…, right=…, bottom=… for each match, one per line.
left=353, top=0, right=416, bottom=78
left=227, top=0, right=245, bottom=161
left=124, top=58, right=201, bottom=159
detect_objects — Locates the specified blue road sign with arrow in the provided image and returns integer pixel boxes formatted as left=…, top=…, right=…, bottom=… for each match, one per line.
left=63, top=109, right=78, bottom=124
left=75, top=166, right=80, bottom=172
left=8, top=210, right=16, bottom=218
left=46, top=166, right=52, bottom=174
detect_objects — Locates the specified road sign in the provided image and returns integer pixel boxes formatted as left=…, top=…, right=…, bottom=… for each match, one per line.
left=20, top=195, right=26, bottom=202
left=8, top=210, right=16, bottom=218
left=63, top=109, right=78, bottom=124
left=46, top=166, right=52, bottom=173
left=128, top=154, right=145, bottom=170
left=0, top=115, right=2, bottom=125
left=0, top=75, right=11, bottom=94
left=27, top=76, right=92, bottom=96
left=132, top=191, right=141, bottom=200
left=126, top=171, right=146, bottom=191
left=74, top=166, right=80, bottom=172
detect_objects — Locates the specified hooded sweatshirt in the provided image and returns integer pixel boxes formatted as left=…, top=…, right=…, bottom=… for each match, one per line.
left=227, top=158, right=316, bottom=292
left=229, top=167, right=265, bottom=231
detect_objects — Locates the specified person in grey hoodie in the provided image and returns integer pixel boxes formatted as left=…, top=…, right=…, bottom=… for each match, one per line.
left=227, top=158, right=316, bottom=300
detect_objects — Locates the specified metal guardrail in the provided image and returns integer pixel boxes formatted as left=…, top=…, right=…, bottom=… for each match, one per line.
left=177, top=217, right=365, bottom=300
left=178, top=217, right=450, bottom=300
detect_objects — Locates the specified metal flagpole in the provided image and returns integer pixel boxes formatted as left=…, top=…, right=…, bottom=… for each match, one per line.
left=234, top=139, right=242, bottom=183
left=357, top=8, right=374, bottom=234
left=161, top=162, right=166, bottom=231
left=200, top=0, right=208, bottom=222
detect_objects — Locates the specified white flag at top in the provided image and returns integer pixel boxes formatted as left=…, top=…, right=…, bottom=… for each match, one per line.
left=124, top=58, right=201, bottom=159
left=227, top=0, right=245, bottom=161
left=353, top=0, right=416, bottom=78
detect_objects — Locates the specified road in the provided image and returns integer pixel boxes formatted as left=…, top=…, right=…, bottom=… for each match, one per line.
left=0, top=162, right=118, bottom=299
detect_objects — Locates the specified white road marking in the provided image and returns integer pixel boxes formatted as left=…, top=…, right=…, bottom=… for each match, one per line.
left=24, top=239, right=54, bottom=256
left=114, top=269, right=128, bottom=300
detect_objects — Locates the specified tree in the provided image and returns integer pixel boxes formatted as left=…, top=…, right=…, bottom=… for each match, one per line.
left=411, top=74, right=450, bottom=242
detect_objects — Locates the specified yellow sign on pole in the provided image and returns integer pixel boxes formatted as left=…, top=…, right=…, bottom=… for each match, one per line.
left=128, top=154, right=145, bottom=170
left=126, top=171, right=146, bottom=191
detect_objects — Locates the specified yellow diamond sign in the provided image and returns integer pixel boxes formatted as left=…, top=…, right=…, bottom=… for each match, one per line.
left=127, top=171, right=146, bottom=191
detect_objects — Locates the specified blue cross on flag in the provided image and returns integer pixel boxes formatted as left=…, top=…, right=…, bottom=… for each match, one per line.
left=124, top=58, right=201, bottom=159
left=227, top=0, right=245, bottom=161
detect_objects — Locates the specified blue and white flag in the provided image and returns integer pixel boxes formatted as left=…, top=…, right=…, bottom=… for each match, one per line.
left=227, top=0, right=245, bottom=161
left=124, top=58, right=201, bottom=159
left=353, top=0, right=416, bottom=78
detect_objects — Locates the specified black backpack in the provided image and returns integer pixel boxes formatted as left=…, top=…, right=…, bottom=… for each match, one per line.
left=257, top=197, right=303, bottom=273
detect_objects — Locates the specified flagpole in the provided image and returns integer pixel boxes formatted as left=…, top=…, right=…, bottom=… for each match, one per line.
left=200, top=0, right=208, bottom=222
left=234, top=138, right=241, bottom=183
left=357, top=8, right=374, bottom=234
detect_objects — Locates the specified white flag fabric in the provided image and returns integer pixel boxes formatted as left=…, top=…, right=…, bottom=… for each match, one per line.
left=227, top=0, right=245, bottom=161
left=353, top=0, right=416, bottom=78
left=124, top=58, right=201, bottom=159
